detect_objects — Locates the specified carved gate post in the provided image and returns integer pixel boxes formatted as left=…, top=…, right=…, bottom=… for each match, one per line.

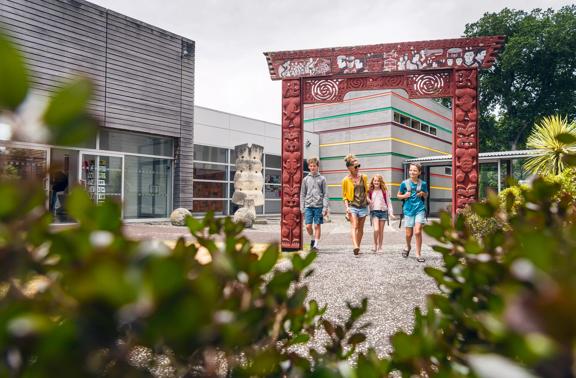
left=452, top=68, right=479, bottom=214
left=281, top=79, right=303, bottom=250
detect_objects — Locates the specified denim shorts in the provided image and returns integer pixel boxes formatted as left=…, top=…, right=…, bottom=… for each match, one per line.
left=370, top=210, right=389, bottom=221
left=349, top=206, right=369, bottom=218
left=404, top=211, right=426, bottom=228
left=304, top=207, right=323, bottom=225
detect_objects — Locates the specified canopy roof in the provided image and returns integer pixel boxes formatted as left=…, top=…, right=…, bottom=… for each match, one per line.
left=264, top=36, right=505, bottom=80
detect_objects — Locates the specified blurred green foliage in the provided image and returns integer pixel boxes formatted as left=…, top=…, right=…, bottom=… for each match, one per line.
left=1, top=30, right=388, bottom=377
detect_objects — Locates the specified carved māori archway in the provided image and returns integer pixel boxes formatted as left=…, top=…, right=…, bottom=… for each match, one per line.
left=264, top=36, right=505, bottom=250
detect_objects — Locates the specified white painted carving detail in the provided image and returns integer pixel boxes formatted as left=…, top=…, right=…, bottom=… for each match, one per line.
left=412, top=74, right=446, bottom=96
left=311, top=79, right=341, bottom=101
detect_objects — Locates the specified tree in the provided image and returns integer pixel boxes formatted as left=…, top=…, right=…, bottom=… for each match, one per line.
left=464, top=6, right=576, bottom=152
left=524, top=115, right=576, bottom=175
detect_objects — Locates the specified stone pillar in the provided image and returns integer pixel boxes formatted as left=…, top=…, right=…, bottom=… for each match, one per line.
left=231, top=144, right=264, bottom=228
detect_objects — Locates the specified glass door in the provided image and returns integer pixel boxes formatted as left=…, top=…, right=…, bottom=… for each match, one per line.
left=81, top=153, right=123, bottom=205
left=49, top=148, right=79, bottom=223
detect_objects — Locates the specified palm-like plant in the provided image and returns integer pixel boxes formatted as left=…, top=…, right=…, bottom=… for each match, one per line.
left=523, top=115, right=576, bottom=175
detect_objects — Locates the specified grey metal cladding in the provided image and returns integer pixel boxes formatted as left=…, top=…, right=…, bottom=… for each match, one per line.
left=0, top=0, right=196, bottom=211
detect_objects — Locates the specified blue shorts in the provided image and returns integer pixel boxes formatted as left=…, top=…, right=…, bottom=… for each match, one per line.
left=349, top=206, right=369, bottom=218
left=404, top=211, right=426, bottom=228
left=304, top=207, right=323, bottom=225
left=370, top=210, right=389, bottom=221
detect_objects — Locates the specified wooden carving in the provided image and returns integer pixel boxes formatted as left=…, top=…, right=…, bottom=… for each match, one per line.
left=452, top=69, right=479, bottom=212
left=281, top=80, right=303, bottom=250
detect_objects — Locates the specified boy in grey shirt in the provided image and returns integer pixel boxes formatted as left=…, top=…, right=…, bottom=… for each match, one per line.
left=300, top=157, right=329, bottom=250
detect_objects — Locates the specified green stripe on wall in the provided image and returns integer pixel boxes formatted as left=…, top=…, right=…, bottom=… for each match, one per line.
left=320, top=152, right=415, bottom=160
left=305, top=106, right=452, bottom=134
left=329, top=197, right=400, bottom=202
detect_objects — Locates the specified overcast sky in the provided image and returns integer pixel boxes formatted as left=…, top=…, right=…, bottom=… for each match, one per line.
left=89, top=0, right=572, bottom=124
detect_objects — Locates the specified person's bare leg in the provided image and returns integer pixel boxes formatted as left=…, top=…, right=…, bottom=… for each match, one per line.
left=357, top=216, right=366, bottom=247
left=372, top=218, right=379, bottom=251
left=305, top=224, right=313, bottom=238
left=405, top=227, right=413, bottom=251
left=378, top=220, right=385, bottom=251
left=314, top=224, right=321, bottom=245
left=414, top=223, right=423, bottom=257
left=350, top=215, right=359, bottom=249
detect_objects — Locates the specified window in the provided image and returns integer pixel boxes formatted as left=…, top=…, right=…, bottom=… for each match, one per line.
left=265, top=185, right=281, bottom=199
left=124, top=156, right=172, bottom=219
left=265, top=200, right=281, bottom=213
left=193, top=200, right=228, bottom=215
left=265, top=154, right=281, bottom=169
left=420, top=123, right=429, bottom=133
left=194, top=145, right=228, bottom=163
left=393, top=112, right=401, bottom=123
left=445, top=167, right=452, bottom=175
left=265, top=169, right=281, bottom=184
left=430, top=127, right=437, bottom=136
left=411, top=120, right=421, bottom=130
left=400, top=115, right=410, bottom=126
left=100, top=129, right=173, bottom=157
left=193, top=182, right=227, bottom=198
left=193, top=162, right=227, bottom=181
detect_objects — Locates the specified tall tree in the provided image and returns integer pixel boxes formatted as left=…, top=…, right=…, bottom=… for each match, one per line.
left=464, top=6, right=576, bottom=151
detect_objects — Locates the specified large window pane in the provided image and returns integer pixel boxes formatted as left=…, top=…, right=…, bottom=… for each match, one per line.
left=265, top=154, right=281, bottom=169
left=124, top=156, right=172, bottom=219
left=0, top=145, right=46, bottom=181
left=100, top=128, right=173, bottom=157
left=193, top=162, right=227, bottom=181
left=194, top=145, right=228, bottom=163
left=193, top=200, right=228, bottom=215
left=265, top=169, right=281, bottom=184
left=265, top=200, right=281, bottom=214
left=265, top=185, right=281, bottom=199
left=194, top=181, right=227, bottom=198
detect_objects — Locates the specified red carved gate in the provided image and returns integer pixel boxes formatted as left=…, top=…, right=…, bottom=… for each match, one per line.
left=265, top=37, right=505, bottom=250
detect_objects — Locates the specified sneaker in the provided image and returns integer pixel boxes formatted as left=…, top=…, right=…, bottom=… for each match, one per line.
left=312, top=241, right=319, bottom=250
left=310, top=240, right=315, bottom=250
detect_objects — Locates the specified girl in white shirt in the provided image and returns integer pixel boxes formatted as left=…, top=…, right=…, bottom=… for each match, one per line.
left=367, top=174, right=395, bottom=252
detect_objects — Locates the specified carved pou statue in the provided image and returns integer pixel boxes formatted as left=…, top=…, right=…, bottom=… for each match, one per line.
left=232, top=144, right=264, bottom=228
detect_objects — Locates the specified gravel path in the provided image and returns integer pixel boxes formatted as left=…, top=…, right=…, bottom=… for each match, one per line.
left=302, top=243, right=442, bottom=355
left=124, top=217, right=444, bottom=356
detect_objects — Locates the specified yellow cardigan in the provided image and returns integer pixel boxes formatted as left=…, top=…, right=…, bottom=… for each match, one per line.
left=341, top=174, right=369, bottom=203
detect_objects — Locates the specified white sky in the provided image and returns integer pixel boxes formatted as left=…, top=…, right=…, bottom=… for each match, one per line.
left=89, top=0, right=572, bottom=124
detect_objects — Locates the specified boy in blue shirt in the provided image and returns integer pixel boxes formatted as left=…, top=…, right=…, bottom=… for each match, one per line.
left=397, top=163, right=428, bottom=262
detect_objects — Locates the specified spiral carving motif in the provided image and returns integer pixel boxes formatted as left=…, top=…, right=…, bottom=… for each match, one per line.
left=347, top=78, right=366, bottom=89
left=412, top=74, right=445, bottom=96
left=382, top=75, right=404, bottom=87
left=311, top=80, right=340, bottom=101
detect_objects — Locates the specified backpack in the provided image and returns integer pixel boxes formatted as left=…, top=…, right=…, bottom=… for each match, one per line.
left=398, top=179, right=428, bottom=228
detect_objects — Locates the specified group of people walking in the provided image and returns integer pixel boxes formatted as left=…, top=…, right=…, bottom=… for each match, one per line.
left=300, top=154, right=428, bottom=262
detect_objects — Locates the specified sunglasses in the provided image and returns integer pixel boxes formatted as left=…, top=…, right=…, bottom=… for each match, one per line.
left=353, top=164, right=361, bottom=169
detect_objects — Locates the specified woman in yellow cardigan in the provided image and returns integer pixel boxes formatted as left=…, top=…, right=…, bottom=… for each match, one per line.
left=342, top=154, right=370, bottom=256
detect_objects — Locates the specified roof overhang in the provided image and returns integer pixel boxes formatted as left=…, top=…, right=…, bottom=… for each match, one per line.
left=404, top=149, right=543, bottom=167
left=264, top=36, right=505, bottom=81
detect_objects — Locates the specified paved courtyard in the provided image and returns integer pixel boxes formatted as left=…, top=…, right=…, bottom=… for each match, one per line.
left=124, top=217, right=442, bottom=355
